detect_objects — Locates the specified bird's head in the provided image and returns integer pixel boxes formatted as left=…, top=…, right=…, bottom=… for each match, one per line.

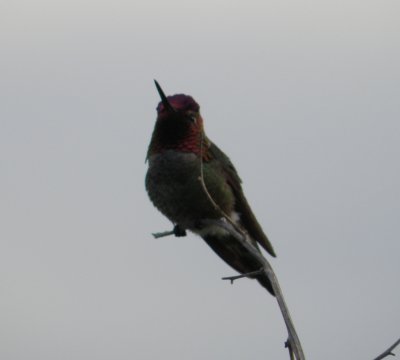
left=148, top=80, right=206, bottom=156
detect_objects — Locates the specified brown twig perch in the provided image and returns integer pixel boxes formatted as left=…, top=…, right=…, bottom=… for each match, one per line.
left=196, top=133, right=305, bottom=360
left=222, top=268, right=264, bottom=283
left=198, top=216, right=304, bottom=360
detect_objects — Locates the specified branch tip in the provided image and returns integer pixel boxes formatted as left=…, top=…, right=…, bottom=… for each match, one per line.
left=373, top=338, right=400, bottom=360
left=152, top=230, right=175, bottom=239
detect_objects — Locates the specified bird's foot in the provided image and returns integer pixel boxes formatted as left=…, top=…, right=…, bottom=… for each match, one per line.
left=152, top=225, right=187, bottom=239
left=173, top=225, right=187, bottom=237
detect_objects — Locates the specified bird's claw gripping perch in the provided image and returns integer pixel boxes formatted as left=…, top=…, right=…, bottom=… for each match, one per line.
left=152, top=224, right=187, bottom=239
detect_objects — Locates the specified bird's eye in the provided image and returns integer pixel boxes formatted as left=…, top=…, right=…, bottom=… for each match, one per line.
left=188, top=115, right=197, bottom=123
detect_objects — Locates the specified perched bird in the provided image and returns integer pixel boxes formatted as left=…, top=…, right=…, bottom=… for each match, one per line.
left=146, top=81, right=276, bottom=295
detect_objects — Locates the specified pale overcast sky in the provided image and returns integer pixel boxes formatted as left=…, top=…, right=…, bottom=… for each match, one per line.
left=1, top=0, right=399, bottom=359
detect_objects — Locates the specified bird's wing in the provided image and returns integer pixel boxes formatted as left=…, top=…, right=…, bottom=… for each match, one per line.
left=205, top=141, right=276, bottom=257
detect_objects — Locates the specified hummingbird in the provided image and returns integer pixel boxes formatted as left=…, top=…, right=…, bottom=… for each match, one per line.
left=146, top=81, right=276, bottom=295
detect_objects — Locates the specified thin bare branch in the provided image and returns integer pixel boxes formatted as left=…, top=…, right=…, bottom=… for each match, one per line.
left=222, top=268, right=264, bottom=283
left=197, top=133, right=305, bottom=360
left=373, top=338, right=400, bottom=360
left=152, top=230, right=175, bottom=238
left=200, top=217, right=305, bottom=360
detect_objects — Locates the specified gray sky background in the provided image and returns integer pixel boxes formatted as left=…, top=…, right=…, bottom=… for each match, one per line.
left=1, top=0, right=399, bottom=359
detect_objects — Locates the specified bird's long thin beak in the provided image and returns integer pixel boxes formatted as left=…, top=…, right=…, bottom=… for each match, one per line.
left=154, top=80, right=176, bottom=112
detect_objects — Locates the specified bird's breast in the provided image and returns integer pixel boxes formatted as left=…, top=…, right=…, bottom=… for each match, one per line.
left=146, top=150, right=234, bottom=229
